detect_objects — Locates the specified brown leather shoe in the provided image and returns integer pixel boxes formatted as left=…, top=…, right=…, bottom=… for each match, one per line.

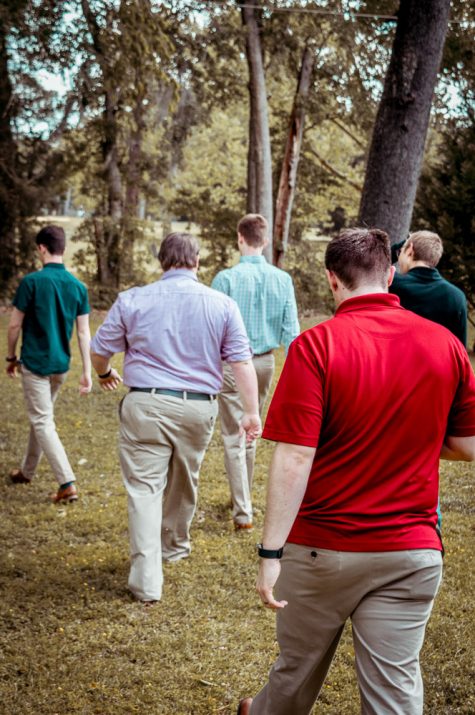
left=10, top=469, right=31, bottom=484
left=237, top=697, right=253, bottom=714
left=234, top=521, right=253, bottom=531
left=51, top=484, right=78, bottom=503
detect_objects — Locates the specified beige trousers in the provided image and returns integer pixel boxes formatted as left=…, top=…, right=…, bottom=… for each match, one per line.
left=20, top=366, right=75, bottom=485
left=218, top=353, right=275, bottom=524
left=251, top=544, right=443, bottom=715
left=119, top=391, right=218, bottom=602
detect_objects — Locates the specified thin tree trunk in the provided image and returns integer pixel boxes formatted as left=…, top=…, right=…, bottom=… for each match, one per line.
left=240, top=0, right=273, bottom=261
left=358, top=0, right=451, bottom=244
left=273, top=45, right=314, bottom=267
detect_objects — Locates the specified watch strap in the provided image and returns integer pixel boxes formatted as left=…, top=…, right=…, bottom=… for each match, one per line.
left=257, top=543, right=284, bottom=559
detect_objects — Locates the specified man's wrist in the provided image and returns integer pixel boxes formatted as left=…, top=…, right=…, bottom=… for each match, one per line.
left=97, top=368, right=112, bottom=379
left=6, top=355, right=17, bottom=362
left=257, top=543, right=284, bottom=559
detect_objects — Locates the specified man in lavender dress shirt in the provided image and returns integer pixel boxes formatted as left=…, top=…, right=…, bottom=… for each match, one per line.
left=90, top=233, right=261, bottom=604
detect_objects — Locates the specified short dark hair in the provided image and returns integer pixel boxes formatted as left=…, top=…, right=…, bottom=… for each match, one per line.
left=407, top=230, right=443, bottom=267
left=158, top=232, right=199, bottom=271
left=325, top=228, right=391, bottom=290
left=237, top=213, right=268, bottom=247
left=35, top=225, right=66, bottom=255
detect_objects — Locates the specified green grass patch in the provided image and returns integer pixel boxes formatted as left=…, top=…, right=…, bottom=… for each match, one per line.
left=1, top=313, right=474, bottom=714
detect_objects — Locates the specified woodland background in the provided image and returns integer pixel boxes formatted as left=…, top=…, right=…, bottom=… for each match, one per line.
left=0, top=0, right=474, bottom=318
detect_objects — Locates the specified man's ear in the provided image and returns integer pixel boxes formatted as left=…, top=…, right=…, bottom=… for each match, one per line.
left=325, top=269, right=339, bottom=292
left=387, top=265, right=396, bottom=287
left=262, top=237, right=269, bottom=248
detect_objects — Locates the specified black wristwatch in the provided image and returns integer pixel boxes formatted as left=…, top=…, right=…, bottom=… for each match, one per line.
left=6, top=355, right=17, bottom=362
left=257, top=543, right=284, bottom=559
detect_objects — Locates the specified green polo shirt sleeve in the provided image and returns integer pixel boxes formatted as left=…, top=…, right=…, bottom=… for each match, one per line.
left=13, top=275, right=34, bottom=313
left=77, top=284, right=90, bottom=316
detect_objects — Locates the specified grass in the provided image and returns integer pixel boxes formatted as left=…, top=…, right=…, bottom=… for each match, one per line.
left=1, top=311, right=474, bottom=715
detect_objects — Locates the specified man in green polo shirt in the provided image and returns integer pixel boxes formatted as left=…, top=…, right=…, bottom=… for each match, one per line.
left=6, top=225, right=92, bottom=503
left=390, top=230, right=467, bottom=347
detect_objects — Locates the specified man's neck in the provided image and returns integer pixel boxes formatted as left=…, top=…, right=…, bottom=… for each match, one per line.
left=43, top=254, right=63, bottom=265
left=409, top=261, right=433, bottom=270
left=240, top=245, right=263, bottom=257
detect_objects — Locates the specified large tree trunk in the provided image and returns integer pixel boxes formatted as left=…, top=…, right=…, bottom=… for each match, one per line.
left=273, top=45, right=314, bottom=267
left=358, top=0, right=451, bottom=244
left=240, top=0, right=273, bottom=262
left=0, top=19, right=19, bottom=292
left=82, top=0, right=123, bottom=288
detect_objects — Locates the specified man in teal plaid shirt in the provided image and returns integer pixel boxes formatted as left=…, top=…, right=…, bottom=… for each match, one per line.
left=212, top=214, right=300, bottom=529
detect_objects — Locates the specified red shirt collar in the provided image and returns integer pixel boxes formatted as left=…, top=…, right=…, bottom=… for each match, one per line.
left=336, top=293, right=401, bottom=315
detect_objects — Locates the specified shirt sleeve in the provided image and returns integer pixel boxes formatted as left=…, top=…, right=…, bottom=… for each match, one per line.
left=263, top=333, right=326, bottom=447
left=77, top=284, right=91, bottom=316
left=12, top=277, right=33, bottom=313
left=446, top=348, right=475, bottom=437
left=280, top=276, right=300, bottom=353
left=90, top=296, right=128, bottom=358
left=221, top=299, right=253, bottom=362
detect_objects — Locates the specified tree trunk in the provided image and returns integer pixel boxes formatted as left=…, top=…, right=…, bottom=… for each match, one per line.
left=82, top=0, right=123, bottom=288
left=122, top=99, right=146, bottom=283
left=0, top=19, right=19, bottom=292
left=273, top=45, right=314, bottom=267
left=240, top=0, right=273, bottom=261
left=358, top=0, right=451, bottom=244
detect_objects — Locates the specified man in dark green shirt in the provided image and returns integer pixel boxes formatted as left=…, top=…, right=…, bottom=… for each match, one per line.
left=6, top=225, right=92, bottom=503
left=390, top=230, right=467, bottom=347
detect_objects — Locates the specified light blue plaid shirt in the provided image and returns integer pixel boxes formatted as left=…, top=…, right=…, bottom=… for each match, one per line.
left=211, top=256, right=300, bottom=354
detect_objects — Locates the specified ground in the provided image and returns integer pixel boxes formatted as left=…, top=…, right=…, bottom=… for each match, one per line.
left=0, top=313, right=474, bottom=715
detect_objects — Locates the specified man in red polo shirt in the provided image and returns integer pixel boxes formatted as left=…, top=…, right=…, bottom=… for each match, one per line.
left=238, top=228, right=475, bottom=715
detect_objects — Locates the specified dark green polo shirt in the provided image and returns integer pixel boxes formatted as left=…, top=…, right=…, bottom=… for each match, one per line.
left=13, top=263, right=90, bottom=376
left=390, top=267, right=467, bottom=347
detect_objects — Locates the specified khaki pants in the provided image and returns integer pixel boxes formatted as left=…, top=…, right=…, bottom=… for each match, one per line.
left=251, top=544, right=443, bottom=715
left=119, top=391, right=218, bottom=602
left=218, top=353, right=275, bottom=524
left=20, top=366, right=75, bottom=485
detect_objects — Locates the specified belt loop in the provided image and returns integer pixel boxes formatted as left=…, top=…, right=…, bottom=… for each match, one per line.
left=151, top=388, right=156, bottom=395
left=183, top=390, right=187, bottom=401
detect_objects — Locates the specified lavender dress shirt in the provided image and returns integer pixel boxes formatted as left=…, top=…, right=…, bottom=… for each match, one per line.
left=90, top=269, right=252, bottom=393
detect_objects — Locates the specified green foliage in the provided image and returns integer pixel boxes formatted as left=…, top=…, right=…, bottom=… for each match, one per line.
left=285, top=240, right=334, bottom=314
left=414, top=122, right=475, bottom=310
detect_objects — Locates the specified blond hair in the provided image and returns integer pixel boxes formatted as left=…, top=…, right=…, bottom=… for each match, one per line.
left=408, top=231, right=443, bottom=267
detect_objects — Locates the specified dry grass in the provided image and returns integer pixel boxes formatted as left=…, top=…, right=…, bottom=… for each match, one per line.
left=1, top=312, right=474, bottom=715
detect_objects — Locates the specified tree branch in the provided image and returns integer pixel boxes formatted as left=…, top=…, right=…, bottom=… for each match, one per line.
left=307, top=146, right=362, bottom=192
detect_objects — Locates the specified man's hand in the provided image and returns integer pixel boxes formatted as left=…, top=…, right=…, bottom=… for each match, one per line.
left=97, top=367, right=123, bottom=391
left=240, top=412, right=262, bottom=444
left=79, top=372, right=93, bottom=395
left=256, top=559, right=288, bottom=610
left=6, top=359, right=21, bottom=378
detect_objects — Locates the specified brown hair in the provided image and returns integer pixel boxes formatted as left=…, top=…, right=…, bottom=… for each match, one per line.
left=407, top=230, right=443, bottom=267
left=158, top=232, right=199, bottom=271
left=325, top=228, right=391, bottom=290
left=237, top=213, right=268, bottom=247
left=35, top=225, right=66, bottom=255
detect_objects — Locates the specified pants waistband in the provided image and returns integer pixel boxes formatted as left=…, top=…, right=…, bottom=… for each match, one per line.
left=130, top=387, right=216, bottom=401
left=254, top=349, right=274, bottom=357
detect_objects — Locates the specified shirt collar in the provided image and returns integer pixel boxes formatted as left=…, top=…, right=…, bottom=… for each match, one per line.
left=239, top=255, right=267, bottom=264
left=161, top=268, right=198, bottom=281
left=336, top=293, right=401, bottom=315
left=43, top=262, right=65, bottom=270
left=408, top=266, right=440, bottom=279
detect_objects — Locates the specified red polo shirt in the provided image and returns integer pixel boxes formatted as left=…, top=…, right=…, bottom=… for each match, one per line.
left=262, top=294, right=475, bottom=551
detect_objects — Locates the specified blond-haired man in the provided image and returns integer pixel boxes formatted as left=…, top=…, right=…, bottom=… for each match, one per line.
left=390, top=230, right=467, bottom=346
